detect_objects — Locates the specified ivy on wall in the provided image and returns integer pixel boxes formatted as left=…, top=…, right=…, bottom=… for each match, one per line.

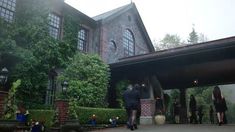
left=0, top=0, right=110, bottom=108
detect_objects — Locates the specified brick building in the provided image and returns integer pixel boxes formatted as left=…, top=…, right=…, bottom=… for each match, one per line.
left=0, top=0, right=154, bottom=61
left=0, top=0, right=154, bottom=104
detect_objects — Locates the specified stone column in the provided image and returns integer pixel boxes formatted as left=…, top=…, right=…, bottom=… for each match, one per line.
left=0, top=91, right=8, bottom=117
left=179, top=88, right=188, bottom=123
left=55, top=99, right=69, bottom=124
left=140, top=99, right=155, bottom=124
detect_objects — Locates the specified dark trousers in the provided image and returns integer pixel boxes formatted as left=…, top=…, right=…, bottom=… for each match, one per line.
left=198, top=115, right=203, bottom=124
left=210, top=114, right=214, bottom=124
left=125, top=108, right=131, bottom=127
left=190, top=111, right=198, bottom=124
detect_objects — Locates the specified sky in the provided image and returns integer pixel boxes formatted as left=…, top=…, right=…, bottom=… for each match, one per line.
left=65, top=0, right=235, bottom=42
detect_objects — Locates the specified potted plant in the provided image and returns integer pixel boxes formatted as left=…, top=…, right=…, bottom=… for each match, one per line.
left=154, top=96, right=166, bottom=125
left=154, top=112, right=166, bottom=125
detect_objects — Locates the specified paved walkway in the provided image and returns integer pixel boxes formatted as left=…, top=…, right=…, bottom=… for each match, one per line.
left=92, top=124, right=235, bottom=132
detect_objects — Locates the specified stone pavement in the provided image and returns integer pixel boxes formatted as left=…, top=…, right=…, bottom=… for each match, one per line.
left=92, top=124, right=235, bottom=132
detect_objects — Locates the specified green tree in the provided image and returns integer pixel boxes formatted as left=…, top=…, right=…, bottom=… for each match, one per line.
left=198, top=33, right=209, bottom=43
left=155, top=34, right=184, bottom=50
left=0, top=0, right=77, bottom=108
left=188, top=27, right=199, bottom=44
left=115, top=79, right=130, bottom=108
left=59, top=53, right=110, bottom=107
left=187, top=86, right=213, bottom=122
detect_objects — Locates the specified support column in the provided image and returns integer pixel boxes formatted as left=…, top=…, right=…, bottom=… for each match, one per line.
left=55, top=100, right=69, bottom=124
left=0, top=91, right=8, bottom=117
left=179, top=88, right=188, bottom=123
left=140, top=99, right=155, bottom=125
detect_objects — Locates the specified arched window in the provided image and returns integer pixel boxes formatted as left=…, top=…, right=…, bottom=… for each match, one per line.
left=123, top=29, right=134, bottom=56
left=109, top=40, right=117, bottom=53
left=107, top=40, right=117, bottom=63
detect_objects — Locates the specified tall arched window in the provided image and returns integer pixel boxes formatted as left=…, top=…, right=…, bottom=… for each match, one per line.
left=123, top=29, right=134, bottom=56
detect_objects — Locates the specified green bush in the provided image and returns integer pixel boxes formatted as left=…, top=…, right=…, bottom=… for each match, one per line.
left=27, top=107, right=127, bottom=127
left=28, top=109, right=54, bottom=127
left=78, top=107, right=127, bottom=124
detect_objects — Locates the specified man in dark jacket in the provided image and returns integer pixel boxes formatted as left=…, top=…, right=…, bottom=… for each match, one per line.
left=189, top=95, right=198, bottom=124
left=123, top=84, right=140, bottom=130
left=123, top=84, right=132, bottom=129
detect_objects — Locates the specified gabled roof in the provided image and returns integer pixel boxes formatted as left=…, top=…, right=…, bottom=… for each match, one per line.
left=93, top=3, right=155, bottom=52
left=93, top=3, right=133, bottom=21
left=63, top=3, right=97, bottom=28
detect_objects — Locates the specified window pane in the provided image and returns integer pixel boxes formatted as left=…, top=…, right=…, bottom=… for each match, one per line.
left=123, top=29, right=134, bottom=56
left=48, top=13, right=61, bottom=39
left=78, top=28, right=88, bottom=52
left=0, top=0, right=16, bottom=22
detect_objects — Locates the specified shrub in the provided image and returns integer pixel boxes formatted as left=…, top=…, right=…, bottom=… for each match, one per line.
left=27, top=107, right=127, bottom=127
left=78, top=107, right=127, bottom=124
left=59, top=53, right=110, bottom=107
left=28, top=109, right=54, bottom=127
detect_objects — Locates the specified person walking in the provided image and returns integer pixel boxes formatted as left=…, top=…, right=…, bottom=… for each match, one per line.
left=197, top=105, right=204, bottom=124
left=212, top=86, right=228, bottom=126
left=123, top=84, right=140, bottom=131
left=189, top=95, right=198, bottom=124
left=134, top=84, right=141, bottom=130
left=209, top=105, right=214, bottom=124
left=123, top=84, right=133, bottom=129
left=172, top=97, right=180, bottom=124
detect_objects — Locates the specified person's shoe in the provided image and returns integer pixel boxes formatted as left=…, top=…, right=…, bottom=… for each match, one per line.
left=134, top=124, right=138, bottom=129
left=219, top=122, right=222, bottom=126
left=130, top=125, right=134, bottom=131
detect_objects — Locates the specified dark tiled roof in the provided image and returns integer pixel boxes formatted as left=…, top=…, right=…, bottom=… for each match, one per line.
left=111, top=36, right=235, bottom=67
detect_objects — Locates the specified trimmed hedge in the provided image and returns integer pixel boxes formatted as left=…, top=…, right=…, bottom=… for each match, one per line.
left=28, top=110, right=55, bottom=127
left=27, top=107, right=127, bottom=127
left=78, top=107, right=127, bottom=124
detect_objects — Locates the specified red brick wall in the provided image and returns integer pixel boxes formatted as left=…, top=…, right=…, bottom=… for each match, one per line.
left=0, top=91, right=8, bottom=117
left=140, top=99, right=155, bottom=116
left=55, top=100, right=69, bottom=124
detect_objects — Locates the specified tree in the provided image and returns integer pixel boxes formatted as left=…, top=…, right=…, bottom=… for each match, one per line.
left=59, top=53, right=110, bottom=107
left=198, top=33, right=209, bottom=43
left=0, top=0, right=77, bottom=108
left=186, top=86, right=213, bottom=122
left=155, top=34, right=184, bottom=50
left=188, top=27, right=199, bottom=44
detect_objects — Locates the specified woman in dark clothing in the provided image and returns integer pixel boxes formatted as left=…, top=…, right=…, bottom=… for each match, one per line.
left=212, top=86, right=228, bottom=126
left=189, top=95, right=198, bottom=124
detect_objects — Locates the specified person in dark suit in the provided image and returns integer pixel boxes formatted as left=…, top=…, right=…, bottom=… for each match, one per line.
left=173, top=97, right=180, bottom=124
left=133, top=84, right=141, bottom=129
left=123, top=84, right=132, bottom=129
left=123, top=84, right=140, bottom=131
left=189, top=95, right=198, bottom=124
left=197, top=105, right=204, bottom=124
left=209, top=105, right=214, bottom=124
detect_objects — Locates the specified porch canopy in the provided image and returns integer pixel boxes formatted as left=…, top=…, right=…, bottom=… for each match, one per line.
left=110, top=36, right=235, bottom=90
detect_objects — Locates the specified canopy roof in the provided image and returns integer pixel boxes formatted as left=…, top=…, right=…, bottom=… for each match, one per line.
left=110, top=36, right=235, bottom=89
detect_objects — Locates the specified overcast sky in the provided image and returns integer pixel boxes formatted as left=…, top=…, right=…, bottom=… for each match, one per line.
left=65, top=0, right=235, bottom=42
